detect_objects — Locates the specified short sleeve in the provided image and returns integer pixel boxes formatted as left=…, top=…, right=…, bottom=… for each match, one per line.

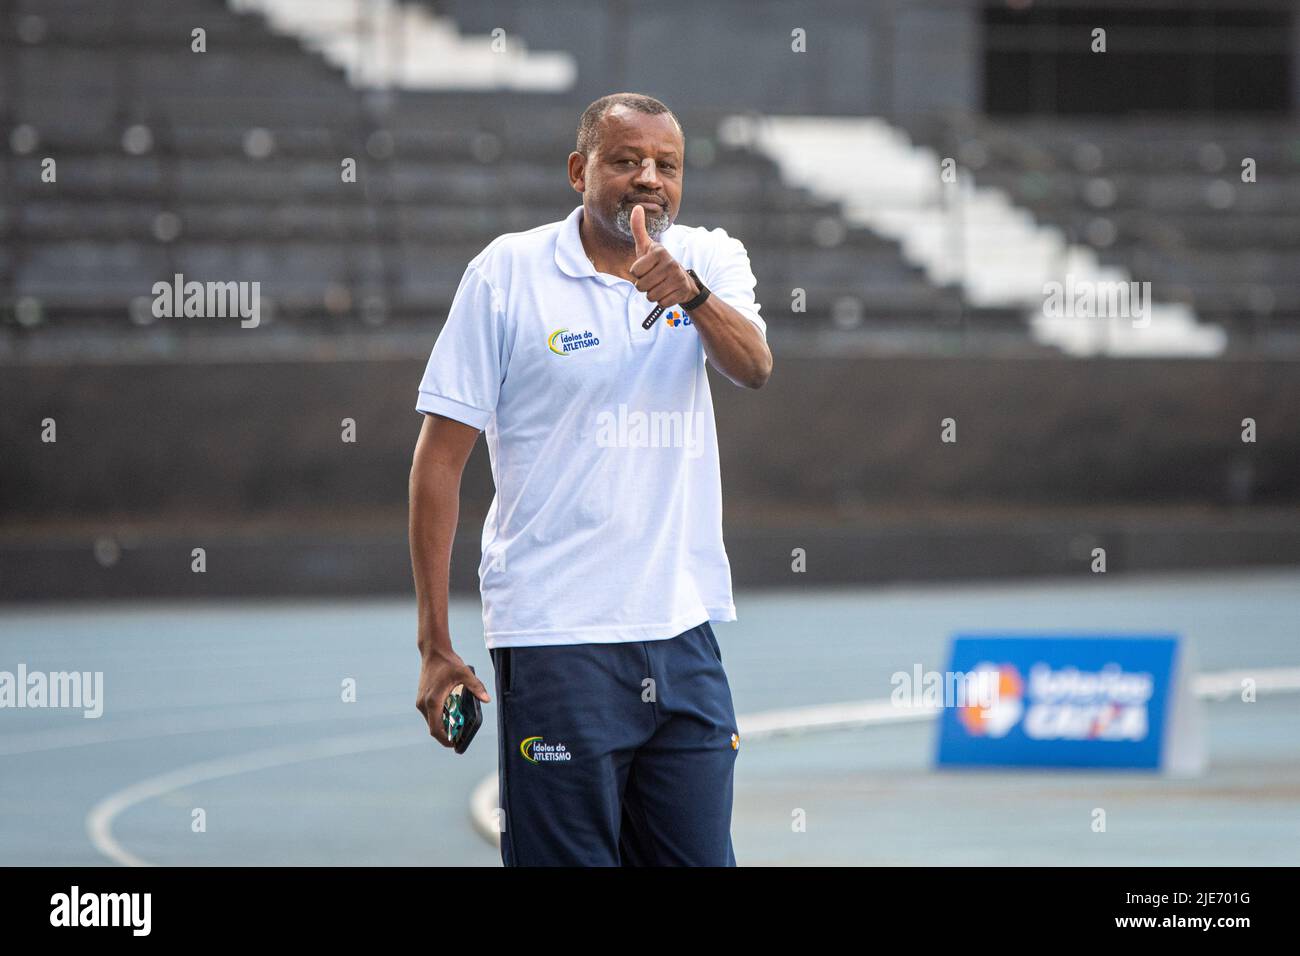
left=703, top=229, right=766, bottom=339
left=415, top=263, right=505, bottom=429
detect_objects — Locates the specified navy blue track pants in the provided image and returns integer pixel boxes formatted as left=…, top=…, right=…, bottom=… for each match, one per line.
left=489, top=621, right=739, bottom=866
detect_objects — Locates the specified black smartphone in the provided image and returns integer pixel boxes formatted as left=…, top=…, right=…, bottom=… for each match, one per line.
left=441, top=666, right=483, bottom=755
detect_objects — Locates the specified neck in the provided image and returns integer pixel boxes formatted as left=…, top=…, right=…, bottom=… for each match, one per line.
left=579, top=209, right=636, bottom=280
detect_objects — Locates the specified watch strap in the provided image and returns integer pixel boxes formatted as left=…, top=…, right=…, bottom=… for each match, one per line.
left=680, top=269, right=711, bottom=312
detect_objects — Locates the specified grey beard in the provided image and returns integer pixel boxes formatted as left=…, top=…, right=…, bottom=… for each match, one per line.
left=613, top=202, right=671, bottom=243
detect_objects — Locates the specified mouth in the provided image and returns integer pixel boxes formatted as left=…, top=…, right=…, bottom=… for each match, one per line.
left=625, top=197, right=665, bottom=209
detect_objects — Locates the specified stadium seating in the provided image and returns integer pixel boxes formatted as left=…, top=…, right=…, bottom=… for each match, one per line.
left=0, top=0, right=1004, bottom=341
left=8, top=0, right=1294, bottom=351
left=902, top=114, right=1300, bottom=347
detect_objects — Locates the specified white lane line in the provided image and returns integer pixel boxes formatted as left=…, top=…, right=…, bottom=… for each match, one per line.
left=86, top=729, right=416, bottom=867
left=469, top=774, right=500, bottom=846
left=1192, top=668, right=1300, bottom=700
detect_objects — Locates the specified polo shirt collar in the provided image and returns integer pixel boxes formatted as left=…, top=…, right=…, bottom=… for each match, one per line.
left=554, top=205, right=593, bottom=279
left=554, top=204, right=680, bottom=282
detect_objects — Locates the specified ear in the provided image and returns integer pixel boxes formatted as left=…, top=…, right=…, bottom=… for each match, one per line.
left=567, top=151, right=586, bottom=192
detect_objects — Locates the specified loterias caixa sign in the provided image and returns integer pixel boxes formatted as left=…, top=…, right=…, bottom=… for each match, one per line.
left=935, top=634, right=1204, bottom=774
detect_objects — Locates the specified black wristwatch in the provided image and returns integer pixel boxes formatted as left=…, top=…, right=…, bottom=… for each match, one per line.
left=680, top=269, right=711, bottom=312
left=641, top=269, right=712, bottom=329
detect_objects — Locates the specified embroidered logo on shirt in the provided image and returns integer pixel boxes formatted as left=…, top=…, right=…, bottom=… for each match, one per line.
left=548, top=328, right=602, bottom=355
left=520, top=736, right=572, bottom=763
left=731, top=732, right=740, bottom=751
left=664, top=308, right=692, bottom=328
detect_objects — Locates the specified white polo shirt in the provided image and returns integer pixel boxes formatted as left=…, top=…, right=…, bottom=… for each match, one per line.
left=416, top=204, right=765, bottom=648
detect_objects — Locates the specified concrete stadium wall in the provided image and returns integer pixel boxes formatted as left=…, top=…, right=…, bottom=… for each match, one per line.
left=2, top=349, right=1299, bottom=600
left=2, top=352, right=1297, bottom=520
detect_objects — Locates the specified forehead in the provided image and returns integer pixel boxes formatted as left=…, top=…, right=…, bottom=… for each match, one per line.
left=597, top=107, right=683, bottom=155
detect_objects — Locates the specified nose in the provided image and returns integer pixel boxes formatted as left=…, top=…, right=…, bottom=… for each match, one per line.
left=634, top=157, right=663, bottom=187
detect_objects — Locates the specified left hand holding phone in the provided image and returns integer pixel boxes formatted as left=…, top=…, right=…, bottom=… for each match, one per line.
left=416, top=650, right=490, bottom=751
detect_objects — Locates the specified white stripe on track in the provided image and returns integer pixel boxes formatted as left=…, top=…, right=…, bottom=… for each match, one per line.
left=86, top=729, right=415, bottom=867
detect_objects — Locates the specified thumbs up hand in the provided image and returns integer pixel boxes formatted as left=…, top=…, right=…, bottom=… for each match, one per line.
left=631, top=202, right=654, bottom=259
left=629, top=203, right=695, bottom=309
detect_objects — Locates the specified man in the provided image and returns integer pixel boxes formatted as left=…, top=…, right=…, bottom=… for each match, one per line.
left=410, top=92, right=771, bottom=866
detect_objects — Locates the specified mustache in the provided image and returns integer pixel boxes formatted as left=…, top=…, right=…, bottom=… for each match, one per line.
left=613, top=202, right=670, bottom=240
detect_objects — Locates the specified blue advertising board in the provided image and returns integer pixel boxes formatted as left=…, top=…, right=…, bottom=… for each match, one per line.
left=935, top=634, right=1197, bottom=771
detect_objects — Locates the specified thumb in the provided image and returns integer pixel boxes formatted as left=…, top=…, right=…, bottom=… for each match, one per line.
left=630, top=203, right=651, bottom=256
left=464, top=669, right=491, bottom=704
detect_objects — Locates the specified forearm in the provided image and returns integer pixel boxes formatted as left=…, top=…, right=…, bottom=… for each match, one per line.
left=409, top=461, right=463, bottom=660
left=689, top=294, right=773, bottom=389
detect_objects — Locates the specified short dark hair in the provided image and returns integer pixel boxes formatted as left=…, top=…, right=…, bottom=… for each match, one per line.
left=575, top=93, right=683, bottom=159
